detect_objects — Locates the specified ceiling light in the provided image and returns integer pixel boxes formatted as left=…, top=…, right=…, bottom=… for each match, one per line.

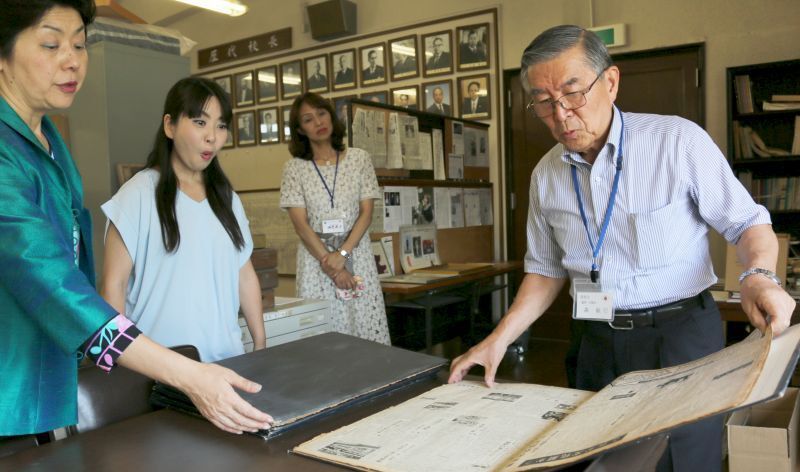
left=173, top=0, right=248, bottom=17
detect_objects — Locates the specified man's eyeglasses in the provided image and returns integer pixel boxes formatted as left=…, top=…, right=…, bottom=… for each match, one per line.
left=526, top=69, right=606, bottom=118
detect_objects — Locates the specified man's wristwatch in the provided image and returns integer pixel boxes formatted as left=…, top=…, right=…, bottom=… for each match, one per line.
left=738, top=268, right=782, bottom=286
left=338, top=248, right=352, bottom=260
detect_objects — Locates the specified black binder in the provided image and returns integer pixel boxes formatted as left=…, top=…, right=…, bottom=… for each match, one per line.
left=151, top=332, right=447, bottom=439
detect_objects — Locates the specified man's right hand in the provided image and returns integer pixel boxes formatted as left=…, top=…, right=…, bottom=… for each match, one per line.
left=447, top=336, right=508, bottom=388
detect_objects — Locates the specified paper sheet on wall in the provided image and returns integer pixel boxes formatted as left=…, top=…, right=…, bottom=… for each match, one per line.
left=433, top=187, right=465, bottom=229
left=353, top=108, right=388, bottom=168
left=449, top=188, right=465, bottom=228
left=412, top=187, right=435, bottom=226
left=400, top=115, right=420, bottom=163
left=369, top=192, right=385, bottom=235
left=464, top=127, right=479, bottom=166
left=380, top=236, right=395, bottom=276
left=451, top=121, right=464, bottom=155
left=432, top=129, right=446, bottom=180
left=479, top=188, right=493, bottom=225
left=475, top=128, right=489, bottom=167
left=447, top=154, right=464, bottom=180
left=382, top=186, right=417, bottom=233
left=418, top=132, right=433, bottom=170
left=398, top=224, right=441, bottom=273
left=386, top=113, right=403, bottom=169
left=464, top=188, right=482, bottom=226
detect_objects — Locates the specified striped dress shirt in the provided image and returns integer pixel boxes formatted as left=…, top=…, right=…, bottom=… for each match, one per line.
left=525, top=106, right=771, bottom=310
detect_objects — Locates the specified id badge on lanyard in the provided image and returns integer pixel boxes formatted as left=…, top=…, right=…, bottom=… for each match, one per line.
left=570, top=111, right=624, bottom=321
left=321, top=215, right=345, bottom=233
left=573, top=278, right=615, bottom=321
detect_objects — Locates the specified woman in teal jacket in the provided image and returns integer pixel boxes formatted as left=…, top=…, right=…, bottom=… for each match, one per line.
left=0, top=0, right=272, bottom=444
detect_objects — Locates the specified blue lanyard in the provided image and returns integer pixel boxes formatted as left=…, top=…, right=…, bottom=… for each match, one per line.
left=570, top=112, right=624, bottom=283
left=311, top=152, right=339, bottom=209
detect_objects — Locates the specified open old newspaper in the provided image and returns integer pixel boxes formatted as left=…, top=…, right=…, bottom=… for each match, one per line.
left=294, top=324, right=800, bottom=471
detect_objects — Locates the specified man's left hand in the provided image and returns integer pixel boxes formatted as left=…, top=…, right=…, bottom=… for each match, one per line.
left=740, top=275, right=796, bottom=335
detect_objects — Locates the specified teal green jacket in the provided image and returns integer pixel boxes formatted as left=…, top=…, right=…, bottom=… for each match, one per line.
left=0, top=97, right=116, bottom=435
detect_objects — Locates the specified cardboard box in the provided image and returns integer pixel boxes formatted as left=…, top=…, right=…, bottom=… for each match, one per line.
left=724, top=233, right=790, bottom=292
left=727, top=387, right=800, bottom=472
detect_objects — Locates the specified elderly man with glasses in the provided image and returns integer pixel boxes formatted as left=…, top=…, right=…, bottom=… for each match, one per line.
left=449, top=25, right=794, bottom=472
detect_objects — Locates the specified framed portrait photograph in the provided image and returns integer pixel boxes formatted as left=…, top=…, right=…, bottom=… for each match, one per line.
left=458, top=74, right=491, bottom=120
left=222, top=127, right=234, bottom=149
left=304, top=55, right=329, bottom=93
left=233, top=71, right=254, bottom=107
left=422, top=80, right=453, bottom=116
left=422, top=31, right=453, bottom=77
left=280, top=106, right=292, bottom=143
left=213, top=75, right=232, bottom=103
left=235, top=111, right=256, bottom=147
left=391, top=85, right=419, bottom=110
left=255, top=66, right=278, bottom=103
left=389, top=35, right=418, bottom=81
left=332, top=95, right=356, bottom=124
left=280, top=60, right=303, bottom=100
left=359, top=43, right=387, bottom=86
left=330, top=49, right=356, bottom=91
left=257, top=107, right=280, bottom=145
left=361, top=90, right=388, bottom=105
left=456, top=23, right=490, bottom=71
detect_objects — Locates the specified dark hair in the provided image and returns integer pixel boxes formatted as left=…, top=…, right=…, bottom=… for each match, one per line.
left=288, top=92, right=346, bottom=160
left=468, top=81, right=481, bottom=90
left=0, top=0, right=95, bottom=59
left=520, top=25, right=613, bottom=94
left=145, top=77, right=244, bottom=253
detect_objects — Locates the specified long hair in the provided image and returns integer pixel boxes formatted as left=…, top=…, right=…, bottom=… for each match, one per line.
left=145, top=77, right=244, bottom=253
left=287, top=92, right=346, bottom=160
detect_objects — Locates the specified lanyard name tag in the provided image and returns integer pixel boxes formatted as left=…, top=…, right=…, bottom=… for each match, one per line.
left=322, top=218, right=345, bottom=233
left=573, top=278, right=615, bottom=321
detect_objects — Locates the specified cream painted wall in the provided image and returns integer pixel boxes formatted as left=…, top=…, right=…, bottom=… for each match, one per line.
left=167, top=0, right=800, bottom=285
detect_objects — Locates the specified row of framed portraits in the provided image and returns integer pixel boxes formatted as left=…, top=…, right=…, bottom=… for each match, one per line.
left=226, top=74, right=492, bottom=149
left=214, top=23, right=490, bottom=109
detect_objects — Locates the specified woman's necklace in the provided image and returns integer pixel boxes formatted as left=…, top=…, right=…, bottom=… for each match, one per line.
left=316, top=151, right=336, bottom=166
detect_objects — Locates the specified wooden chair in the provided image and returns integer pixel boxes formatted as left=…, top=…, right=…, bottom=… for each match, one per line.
left=68, top=344, right=200, bottom=434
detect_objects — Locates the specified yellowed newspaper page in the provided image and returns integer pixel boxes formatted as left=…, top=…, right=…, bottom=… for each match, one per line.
left=293, top=381, right=592, bottom=472
left=501, top=328, right=773, bottom=470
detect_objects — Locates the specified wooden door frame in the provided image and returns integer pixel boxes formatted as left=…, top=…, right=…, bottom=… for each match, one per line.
left=503, top=43, right=705, bottom=261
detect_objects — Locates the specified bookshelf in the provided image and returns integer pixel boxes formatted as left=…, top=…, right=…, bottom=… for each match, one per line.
left=344, top=98, right=496, bottom=266
left=727, top=59, right=800, bottom=239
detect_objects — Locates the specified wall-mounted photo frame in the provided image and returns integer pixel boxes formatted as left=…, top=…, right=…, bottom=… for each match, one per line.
left=304, top=55, right=329, bottom=93
left=391, top=85, right=419, bottom=110
left=257, top=107, right=280, bottom=145
left=213, top=75, right=232, bottom=103
left=359, top=43, right=387, bottom=86
left=222, top=127, right=234, bottom=149
left=255, top=65, right=278, bottom=103
left=456, top=23, right=490, bottom=71
left=458, top=74, right=491, bottom=120
left=331, top=48, right=356, bottom=91
left=422, top=80, right=453, bottom=116
left=361, top=90, right=388, bottom=105
left=280, top=60, right=303, bottom=100
left=422, top=31, right=453, bottom=77
left=235, top=110, right=256, bottom=147
left=280, top=106, right=292, bottom=143
left=389, top=35, right=419, bottom=81
left=233, top=70, right=254, bottom=107
left=332, top=95, right=356, bottom=124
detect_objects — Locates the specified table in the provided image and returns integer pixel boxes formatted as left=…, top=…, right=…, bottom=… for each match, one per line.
left=0, top=371, right=668, bottom=472
left=381, top=261, right=524, bottom=351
